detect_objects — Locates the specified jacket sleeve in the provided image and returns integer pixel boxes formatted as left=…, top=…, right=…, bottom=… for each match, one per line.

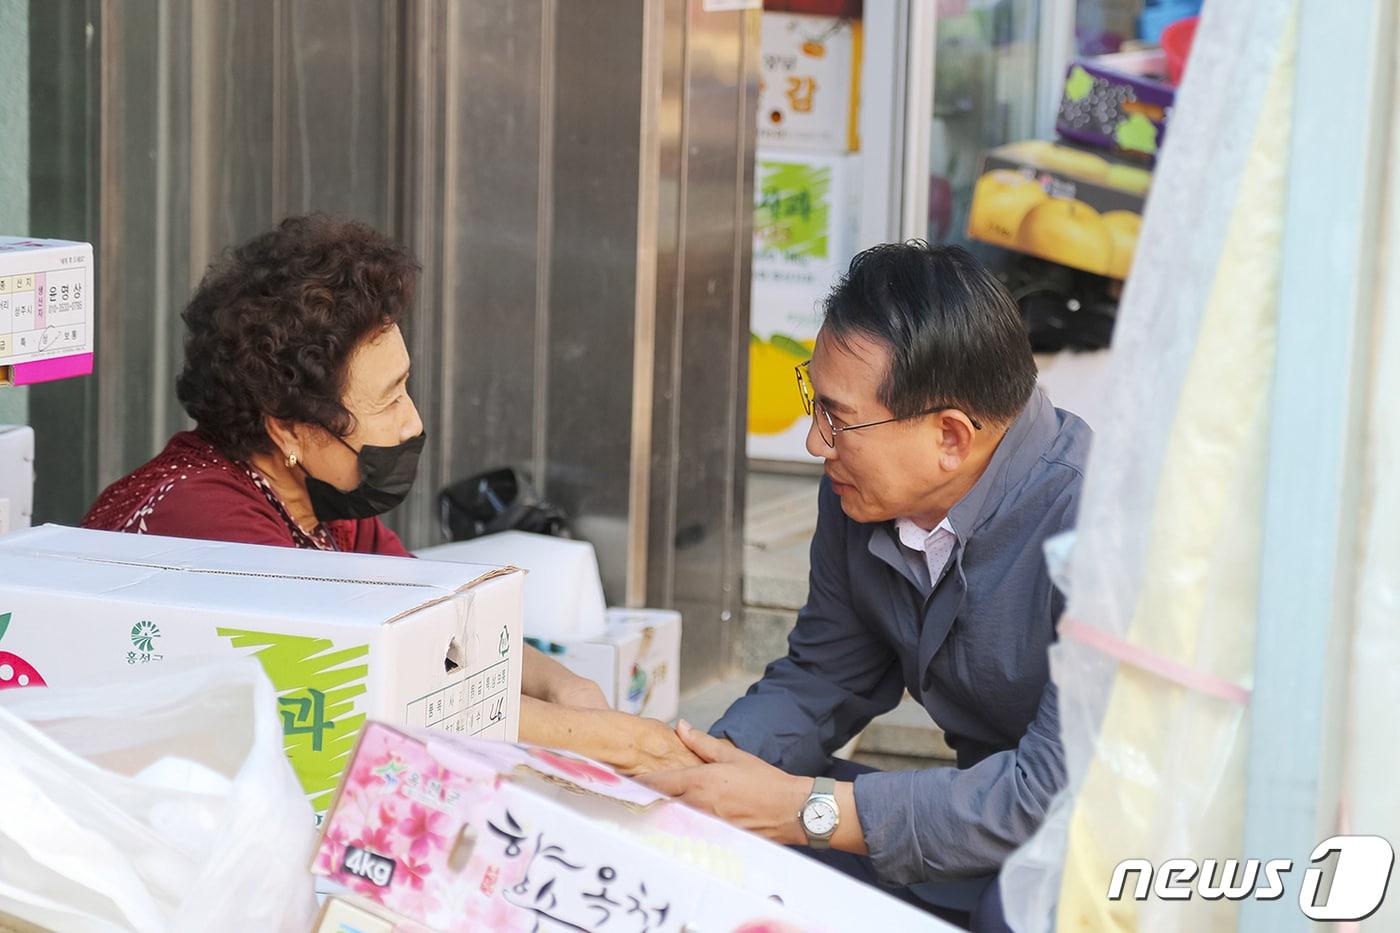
left=852, top=679, right=1065, bottom=883
left=710, top=478, right=904, bottom=776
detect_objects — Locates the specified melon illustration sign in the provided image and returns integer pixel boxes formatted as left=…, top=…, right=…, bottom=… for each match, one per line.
left=218, top=626, right=370, bottom=816
left=0, top=612, right=46, bottom=690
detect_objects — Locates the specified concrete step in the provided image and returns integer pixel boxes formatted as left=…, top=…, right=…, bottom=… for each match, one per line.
left=736, top=607, right=798, bottom=673
left=743, top=473, right=819, bottom=612
left=675, top=673, right=757, bottom=731
left=676, top=671, right=859, bottom=759
left=678, top=679, right=953, bottom=776
left=859, top=696, right=957, bottom=761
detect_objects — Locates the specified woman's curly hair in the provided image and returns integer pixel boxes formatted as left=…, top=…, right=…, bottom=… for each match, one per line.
left=175, top=214, right=420, bottom=461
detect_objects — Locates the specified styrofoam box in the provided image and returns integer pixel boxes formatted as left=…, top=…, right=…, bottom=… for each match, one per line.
left=539, top=607, right=682, bottom=722
left=0, top=525, right=524, bottom=821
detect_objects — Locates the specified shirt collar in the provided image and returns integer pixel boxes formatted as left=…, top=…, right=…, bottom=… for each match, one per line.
left=895, top=515, right=954, bottom=553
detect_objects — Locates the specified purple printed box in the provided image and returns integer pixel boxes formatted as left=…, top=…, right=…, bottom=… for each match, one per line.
left=1056, top=59, right=1175, bottom=162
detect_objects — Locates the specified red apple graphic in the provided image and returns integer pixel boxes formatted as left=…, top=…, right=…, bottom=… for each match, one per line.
left=0, top=612, right=46, bottom=690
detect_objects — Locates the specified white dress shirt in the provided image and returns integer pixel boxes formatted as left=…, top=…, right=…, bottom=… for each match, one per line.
left=895, top=515, right=957, bottom=590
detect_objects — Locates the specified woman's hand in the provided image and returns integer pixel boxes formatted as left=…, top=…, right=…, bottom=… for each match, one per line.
left=521, top=642, right=610, bottom=710
left=518, top=698, right=701, bottom=776
left=548, top=673, right=611, bottom=712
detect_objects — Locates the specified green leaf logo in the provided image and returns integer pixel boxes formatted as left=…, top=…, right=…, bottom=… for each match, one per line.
left=1115, top=112, right=1159, bottom=155
left=1065, top=65, right=1094, bottom=102
left=218, top=627, right=370, bottom=815
left=130, top=621, right=160, bottom=653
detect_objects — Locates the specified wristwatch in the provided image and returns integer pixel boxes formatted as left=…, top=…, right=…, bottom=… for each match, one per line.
left=798, top=776, right=839, bottom=849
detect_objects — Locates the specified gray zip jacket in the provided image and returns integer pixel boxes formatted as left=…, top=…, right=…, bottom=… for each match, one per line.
left=712, top=388, right=1091, bottom=884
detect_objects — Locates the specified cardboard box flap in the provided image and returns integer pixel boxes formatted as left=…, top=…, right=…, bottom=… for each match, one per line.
left=0, top=525, right=521, bottom=625
left=0, top=236, right=88, bottom=252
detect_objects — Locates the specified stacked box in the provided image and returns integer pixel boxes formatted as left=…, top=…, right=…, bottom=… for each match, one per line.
left=529, top=608, right=682, bottom=722
left=967, top=140, right=1150, bottom=279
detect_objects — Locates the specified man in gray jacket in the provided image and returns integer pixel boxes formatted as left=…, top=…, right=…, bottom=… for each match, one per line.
left=642, top=242, right=1090, bottom=931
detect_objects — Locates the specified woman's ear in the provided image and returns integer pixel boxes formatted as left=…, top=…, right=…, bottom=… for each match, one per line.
left=263, top=416, right=302, bottom=461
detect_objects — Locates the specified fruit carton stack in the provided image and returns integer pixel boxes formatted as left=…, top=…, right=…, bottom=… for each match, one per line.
left=967, top=56, right=1169, bottom=280
left=967, top=140, right=1150, bottom=279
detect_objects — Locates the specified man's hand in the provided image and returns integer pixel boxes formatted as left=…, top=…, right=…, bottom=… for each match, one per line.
left=637, top=720, right=810, bottom=845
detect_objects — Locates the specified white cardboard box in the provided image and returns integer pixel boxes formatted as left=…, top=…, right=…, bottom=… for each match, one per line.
left=758, top=12, right=860, bottom=153
left=0, top=525, right=524, bottom=820
left=0, top=237, right=94, bottom=385
left=0, top=425, right=34, bottom=535
left=536, top=607, right=682, bottom=722
left=313, top=723, right=953, bottom=932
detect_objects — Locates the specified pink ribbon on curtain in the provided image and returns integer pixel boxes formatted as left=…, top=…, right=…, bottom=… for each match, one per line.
left=1058, top=616, right=1252, bottom=706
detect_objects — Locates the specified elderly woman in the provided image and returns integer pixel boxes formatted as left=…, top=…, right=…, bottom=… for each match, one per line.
left=83, top=214, right=696, bottom=775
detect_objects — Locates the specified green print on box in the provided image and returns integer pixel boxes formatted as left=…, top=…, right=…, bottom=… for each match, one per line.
left=755, top=160, right=832, bottom=262
left=218, top=627, right=369, bottom=814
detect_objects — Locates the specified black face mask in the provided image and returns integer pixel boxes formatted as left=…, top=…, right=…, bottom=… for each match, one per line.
left=302, top=432, right=426, bottom=522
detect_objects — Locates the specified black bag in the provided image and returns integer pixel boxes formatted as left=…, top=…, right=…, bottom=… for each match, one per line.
left=437, top=466, right=571, bottom=542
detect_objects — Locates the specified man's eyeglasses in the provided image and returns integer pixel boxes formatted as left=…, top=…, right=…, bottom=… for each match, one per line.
left=795, top=359, right=983, bottom=448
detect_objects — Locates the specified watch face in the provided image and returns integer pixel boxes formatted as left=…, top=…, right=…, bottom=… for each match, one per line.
left=803, top=798, right=838, bottom=836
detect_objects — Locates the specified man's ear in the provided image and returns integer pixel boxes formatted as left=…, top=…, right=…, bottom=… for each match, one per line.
left=935, top=411, right=978, bottom=470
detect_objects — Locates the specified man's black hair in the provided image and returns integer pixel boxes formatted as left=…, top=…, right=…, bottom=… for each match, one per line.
left=822, top=240, right=1037, bottom=426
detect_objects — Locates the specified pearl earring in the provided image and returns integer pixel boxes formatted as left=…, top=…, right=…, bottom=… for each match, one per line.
left=286, top=452, right=298, bottom=468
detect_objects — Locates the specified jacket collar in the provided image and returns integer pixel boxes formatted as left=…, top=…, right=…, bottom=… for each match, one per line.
left=947, top=386, right=1058, bottom=540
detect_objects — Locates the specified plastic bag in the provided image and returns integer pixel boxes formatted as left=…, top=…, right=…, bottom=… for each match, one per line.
left=0, top=659, right=319, bottom=932
left=999, top=2, right=1298, bottom=929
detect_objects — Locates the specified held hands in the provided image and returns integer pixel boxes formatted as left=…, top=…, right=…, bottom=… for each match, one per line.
left=518, top=696, right=702, bottom=777
left=619, top=715, right=704, bottom=776
left=637, top=720, right=810, bottom=845
left=540, top=671, right=701, bottom=775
